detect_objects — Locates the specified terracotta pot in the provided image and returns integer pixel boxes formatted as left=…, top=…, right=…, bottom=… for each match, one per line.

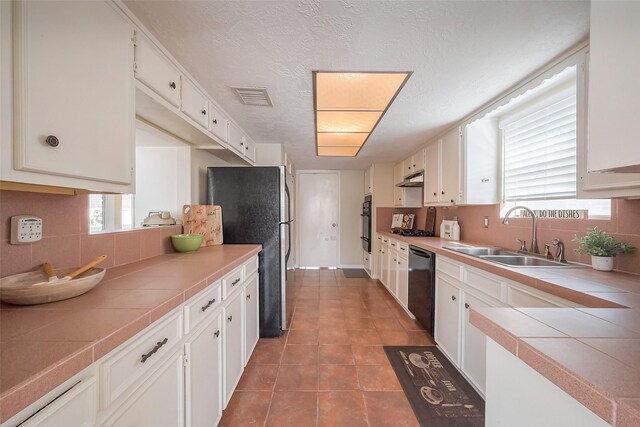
left=591, top=256, right=614, bottom=272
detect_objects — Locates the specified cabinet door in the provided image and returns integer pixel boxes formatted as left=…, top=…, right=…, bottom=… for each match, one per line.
left=244, top=274, right=259, bottom=364
left=134, top=35, right=181, bottom=108
left=389, top=250, right=399, bottom=297
left=413, top=148, right=425, bottom=173
left=403, top=157, right=413, bottom=177
left=14, top=1, right=134, bottom=186
left=181, top=79, right=209, bottom=128
left=103, top=350, right=184, bottom=427
left=223, top=290, right=244, bottom=407
left=227, top=121, right=245, bottom=154
left=461, top=291, right=491, bottom=396
left=393, top=187, right=404, bottom=207
left=424, top=142, right=440, bottom=204
left=463, top=119, right=498, bottom=204
left=397, top=255, right=409, bottom=308
left=185, top=313, right=222, bottom=427
left=588, top=1, right=640, bottom=173
left=434, top=274, right=461, bottom=366
left=244, top=137, right=257, bottom=163
left=364, top=166, right=372, bottom=195
left=208, top=103, right=228, bottom=142
left=440, top=127, right=461, bottom=203
left=381, top=247, right=389, bottom=287
left=375, top=238, right=383, bottom=279
left=393, top=162, right=404, bottom=184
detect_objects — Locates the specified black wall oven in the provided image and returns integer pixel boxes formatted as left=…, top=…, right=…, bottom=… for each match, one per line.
left=361, top=195, right=372, bottom=253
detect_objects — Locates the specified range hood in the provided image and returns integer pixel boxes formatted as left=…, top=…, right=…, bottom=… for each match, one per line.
left=397, top=172, right=424, bottom=187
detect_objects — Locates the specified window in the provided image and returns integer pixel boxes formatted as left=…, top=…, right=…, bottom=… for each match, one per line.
left=89, top=194, right=134, bottom=233
left=494, top=65, right=611, bottom=218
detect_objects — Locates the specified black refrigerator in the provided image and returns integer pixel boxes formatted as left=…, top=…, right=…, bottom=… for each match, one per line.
left=207, top=166, right=291, bottom=338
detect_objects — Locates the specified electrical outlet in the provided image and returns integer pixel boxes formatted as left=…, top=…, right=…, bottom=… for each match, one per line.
left=10, top=216, right=43, bottom=244
left=483, top=216, right=490, bottom=228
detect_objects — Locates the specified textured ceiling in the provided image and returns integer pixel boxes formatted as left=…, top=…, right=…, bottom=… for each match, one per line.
left=124, top=0, right=589, bottom=170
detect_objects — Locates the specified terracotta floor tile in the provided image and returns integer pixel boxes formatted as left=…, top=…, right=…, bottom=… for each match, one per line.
left=372, top=317, right=405, bottom=331
left=319, top=365, right=360, bottom=390
left=351, top=345, right=390, bottom=365
left=318, top=328, right=351, bottom=344
left=319, top=345, right=355, bottom=365
left=248, top=342, right=285, bottom=365
left=406, top=330, right=435, bottom=345
left=290, top=316, right=319, bottom=330
left=219, top=391, right=272, bottom=427
left=274, top=364, right=318, bottom=391
left=319, top=391, right=368, bottom=426
left=282, top=344, right=319, bottom=365
left=318, top=317, right=347, bottom=329
left=349, top=329, right=382, bottom=345
left=287, top=329, right=319, bottom=345
left=345, top=317, right=375, bottom=329
left=266, top=391, right=318, bottom=427
left=364, top=391, right=420, bottom=427
left=379, top=330, right=411, bottom=345
left=357, top=365, right=402, bottom=391
left=236, top=364, right=279, bottom=391
left=397, top=315, right=426, bottom=331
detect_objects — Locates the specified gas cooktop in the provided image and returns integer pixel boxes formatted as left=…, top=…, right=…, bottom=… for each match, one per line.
left=392, top=229, right=434, bottom=237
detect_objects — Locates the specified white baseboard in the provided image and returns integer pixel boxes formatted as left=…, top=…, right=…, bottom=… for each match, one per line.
left=339, top=264, right=364, bottom=269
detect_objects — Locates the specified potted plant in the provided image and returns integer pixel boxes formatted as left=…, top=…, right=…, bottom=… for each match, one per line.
left=573, top=227, right=634, bottom=271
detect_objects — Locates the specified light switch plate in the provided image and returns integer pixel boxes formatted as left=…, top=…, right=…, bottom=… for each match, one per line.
left=10, top=215, right=43, bottom=244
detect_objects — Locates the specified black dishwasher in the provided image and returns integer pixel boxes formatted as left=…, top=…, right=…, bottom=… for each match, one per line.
left=408, top=245, right=436, bottom=336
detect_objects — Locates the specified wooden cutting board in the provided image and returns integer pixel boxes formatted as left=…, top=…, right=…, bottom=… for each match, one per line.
left=182, top=205, right=223, bottom=246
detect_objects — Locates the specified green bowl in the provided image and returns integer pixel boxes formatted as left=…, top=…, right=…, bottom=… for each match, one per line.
left=171, top=234, right=204, bottom=252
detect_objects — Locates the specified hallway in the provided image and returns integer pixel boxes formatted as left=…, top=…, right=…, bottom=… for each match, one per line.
left=219, top=269, right=434, bottom=427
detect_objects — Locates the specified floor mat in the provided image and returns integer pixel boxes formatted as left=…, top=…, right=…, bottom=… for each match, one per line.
left=384, top=346, right=485, bottom=427
left=342, top=269, right=369, bottom=278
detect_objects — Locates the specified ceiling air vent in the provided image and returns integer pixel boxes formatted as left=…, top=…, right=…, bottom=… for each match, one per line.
left=231, top=86, right=273, bottom=106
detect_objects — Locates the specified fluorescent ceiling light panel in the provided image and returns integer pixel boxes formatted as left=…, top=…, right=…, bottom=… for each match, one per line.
left=314, top=71, right=411, bottom=157
left=317, top=133, right=369, bottom=146
left=317, top=146, right=361, bottom=156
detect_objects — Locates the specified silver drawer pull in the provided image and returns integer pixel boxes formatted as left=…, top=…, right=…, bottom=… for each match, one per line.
left=232, top=278, right=240, bottom=286
left=141, top=338, right=168, bottom=363
left=201, top=298, right=216, bottom=312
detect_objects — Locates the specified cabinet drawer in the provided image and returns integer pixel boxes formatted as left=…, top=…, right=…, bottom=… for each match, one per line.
left=208, top=103, right=228, bottom=142
left=244, top=256, right=259, bottom=278
left=464, top=267, right=502, bottom=301
left=184, top=281, right=222, bottom=334
left=134, top=35, right=181, bottom=108
left=397, top=241, right=409, bottom=255
left=181, top=78, right=209, bottom=128
left=389, top=239, right=398, bottom=250
left=436, top=257, right=462, bottom=281
left=100, top=310, right=183, bottom=407
left=22, top=377, right=97, bottom=427
left=223, top=267, right=244, bottom=299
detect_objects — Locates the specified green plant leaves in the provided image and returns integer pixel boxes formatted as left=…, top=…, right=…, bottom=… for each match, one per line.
left=572, top=227, right=634, bottom=257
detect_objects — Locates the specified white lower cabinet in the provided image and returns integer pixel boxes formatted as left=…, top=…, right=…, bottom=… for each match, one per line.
left=397, top=255, right=409, bottom=307
left=223, top=289, right=245, bottom=407
left=461, top=292, right=492, bottom=395
left=389, top=251, right=399, bottom=296
left=244, top=273, right=259, bottom=365
left=20, top=378, right=97, bottom=427
left=184, top=312, right=223, bottom=427
left=434, top=274, right=461, bottom=365
left=103, top=350, right=185, bottom=427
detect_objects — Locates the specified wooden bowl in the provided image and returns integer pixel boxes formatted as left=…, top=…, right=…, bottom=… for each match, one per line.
left=0, top=267, right=106, bottom=305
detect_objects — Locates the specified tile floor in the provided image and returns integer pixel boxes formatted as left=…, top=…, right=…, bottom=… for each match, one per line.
left=219, top=268, right=435, bottom=427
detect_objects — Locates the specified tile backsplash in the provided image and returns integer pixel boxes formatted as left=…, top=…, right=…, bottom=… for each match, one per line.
left=377, top=199, right=640, bottom=275
left=0, top=190, right=181, bottom=278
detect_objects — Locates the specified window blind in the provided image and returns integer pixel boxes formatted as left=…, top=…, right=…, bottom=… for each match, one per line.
left=502, top=93, right=577, bottom=201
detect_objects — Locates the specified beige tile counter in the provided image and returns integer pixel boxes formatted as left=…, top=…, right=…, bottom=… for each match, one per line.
left=0, top=244, right=261, bottom=423
left=378, top=232, right=640, bottom=426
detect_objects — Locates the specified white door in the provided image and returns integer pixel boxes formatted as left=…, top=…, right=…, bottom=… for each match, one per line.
left=461, top=291, right=492, bottom=396
left=397, top=255, right=409, bottom=307
left=223, top=291, right=244, bottom=407
left=440, top=127, right=461, bottom=203
left=297, top=172, right=339, bottom=268
left=424, top=142, right=440, bottom=204
left=389, top=251, right=399, bottom=296
left=185, top=312, right=222, bottom=427
left=434, top=274, right=461, bottom=366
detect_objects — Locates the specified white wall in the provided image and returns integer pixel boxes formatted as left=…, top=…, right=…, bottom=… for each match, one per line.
left=339, top=170, right=365, bottom=267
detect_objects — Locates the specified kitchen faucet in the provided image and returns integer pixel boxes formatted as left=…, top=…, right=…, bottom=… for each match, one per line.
left=502, top=206, right=539, bottom=254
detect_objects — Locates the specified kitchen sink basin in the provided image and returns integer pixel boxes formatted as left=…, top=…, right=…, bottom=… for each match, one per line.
left=479, top=255, right=583, bottom=268
left=444, top=247, right=517, bottom=256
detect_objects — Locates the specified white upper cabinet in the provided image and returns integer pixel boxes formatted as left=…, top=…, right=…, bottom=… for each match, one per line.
left=440, top=128, right=461, bottom=204
left=364, top=165, right=373, bottom=195
left=11, top=1, right=134, bottom=191
left=463, top=118, right=499, bottom=204
left=208, top=102, right=228, bottom=143
left=244, top=136, right=257, bottom=163
left=424, top=141, right=440, bottom=204
left=227, top=121, right=244, bottom=154
left=588, top=1, right=640, bottom=173
left=181, top=78, right=209, bottom=129
left=134, top=34, right=181, bottom=108
left=403, top=149, right=425, bottom=177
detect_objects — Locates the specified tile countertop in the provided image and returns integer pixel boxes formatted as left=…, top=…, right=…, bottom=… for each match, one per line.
left=378, top=231, right=640, bottom=426
left=0, top=244, right=261, bottom=423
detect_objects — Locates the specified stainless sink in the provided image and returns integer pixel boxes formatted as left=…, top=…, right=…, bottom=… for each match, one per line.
left=444, top=247, right=517, bottom=256
left=479, top=255, right=584, bottom=268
